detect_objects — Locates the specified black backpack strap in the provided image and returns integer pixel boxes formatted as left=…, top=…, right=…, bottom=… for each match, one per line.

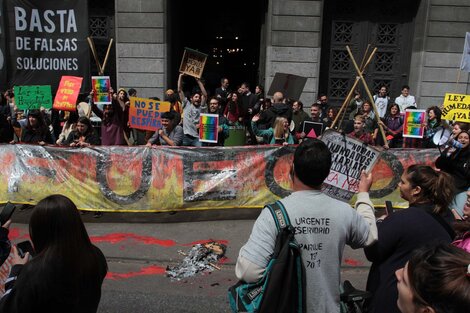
left=266, top=200, right=291, bottom=231
left=426, top=211, right=456, bottom=239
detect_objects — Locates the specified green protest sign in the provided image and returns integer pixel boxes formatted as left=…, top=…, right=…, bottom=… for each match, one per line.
left=14, top=85, right=53, bottom=110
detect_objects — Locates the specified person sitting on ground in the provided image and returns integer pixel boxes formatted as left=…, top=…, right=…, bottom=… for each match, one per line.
left=364, top=164, right=456, bottom=313
left=348, top=114, right=374, bottom=145
left=11, top=110, right=53, bottom=145
left=236, top=140, right=377, bottom=312
left=146, top=111, right=184, bottom=147
left=395, top=243, right=470, bottom=313
left=252, top=114, right=294, bottom=145
left=0, top=195, right=108, bottom=313
left=63, top=116, right=101, bottom=147
left=56, top=110, right=79, bottom=145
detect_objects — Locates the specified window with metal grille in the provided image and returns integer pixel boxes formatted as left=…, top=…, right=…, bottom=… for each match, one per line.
left=333, top=22, right=353, bottom=43
left=89, top=16, right=109, bottom=39
left=375, top=52, right=394, bottom=72
left=329, top=78, right=349, bottom=98
left=376, top=24, right=398, bottom=45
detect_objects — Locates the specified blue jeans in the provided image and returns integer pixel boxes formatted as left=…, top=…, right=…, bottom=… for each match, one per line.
left=183, top=134, right=202, bottom=147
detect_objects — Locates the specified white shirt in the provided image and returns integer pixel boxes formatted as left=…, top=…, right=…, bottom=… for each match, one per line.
left=395, top=95, right=416, bottom=112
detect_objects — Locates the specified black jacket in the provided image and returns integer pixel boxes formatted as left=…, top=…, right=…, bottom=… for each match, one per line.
left=435, top=147, right=470, bottom=192
left=260, top=103, right=293, bottom=128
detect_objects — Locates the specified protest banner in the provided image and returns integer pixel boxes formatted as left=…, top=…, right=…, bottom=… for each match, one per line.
left=92, top=76, right=111, bottom=104
left=442, top=93, right=470, bottom=123
left=403, top=110, right=426, bottom=138
left=321, top=130, right=381, bottom=202
left=4, top=0, right=90, bottom=92
left=14, top=85, right=52, bottom=110
left=267, top=73, right=307, bottom=100
left=0, top=144, right=439, bottom=212
left=128, top=97, right=171, bottom=131
left=53, top=76, right=83, bottom=111
left=302, top=121, right=323, bottom=138
left=179, top=48, right=207, bottom=79
left=199, top=113, right=219, bottom=143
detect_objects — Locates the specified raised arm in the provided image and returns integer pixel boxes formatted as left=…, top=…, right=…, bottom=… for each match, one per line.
left=196, top=77, right=207, bottom=103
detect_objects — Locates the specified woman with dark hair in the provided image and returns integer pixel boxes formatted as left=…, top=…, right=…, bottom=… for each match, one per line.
left=323, top=107, right=338, bottom=129
left=364, top=165, right=456, bottom=313
left=56, top=110, right=79, bottom=145
left=0, top=195, right=108, bottom=312
left=64, top=116, right=100, bottom=147
left=424, top=106, right=446, bottom=148
left=224, top=92, right=240, bottom=125
left=14, top=110, right=53, bottom=145
left=395, top=243, right=470, bottom=313
left=379, top=103, right=404, bottom=148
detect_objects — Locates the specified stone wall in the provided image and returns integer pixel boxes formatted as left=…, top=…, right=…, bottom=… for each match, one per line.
left=411, top=0, right=470, bottom=107
left=115, top=0, right=165, bottom=98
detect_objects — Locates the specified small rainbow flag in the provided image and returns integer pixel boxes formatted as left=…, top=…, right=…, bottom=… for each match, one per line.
left=92, top=76, right=111, bottom=104
left=403, top=110, right=426, bottom=138
left=199, top=113, right=219, bottom=143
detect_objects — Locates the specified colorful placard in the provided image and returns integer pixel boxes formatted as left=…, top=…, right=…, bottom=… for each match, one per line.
left=403, top=109, right=426, bottom=138
left=14, top=85, right=52, bottom=110
left=179, top=48, right=208, bottom=79
left=128, top=97, right=171, bottom=131
left=302, top=121, right=323, bottom=138
left=92, top=76, right=111, bottom=104
left=199, top=113, right=219, bottom=143
left=442, top=93, right=470, bottom=123
left=53, top=76, right=83, bottom=111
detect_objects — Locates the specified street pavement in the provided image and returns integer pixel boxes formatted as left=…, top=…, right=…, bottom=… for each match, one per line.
left=7, top=209, right=372, bottom=313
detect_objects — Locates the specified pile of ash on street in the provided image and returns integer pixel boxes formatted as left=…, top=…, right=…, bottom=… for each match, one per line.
left=166, top=241, right=226, bottom=280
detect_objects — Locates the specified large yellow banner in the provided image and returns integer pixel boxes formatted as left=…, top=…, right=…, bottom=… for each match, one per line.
left=442, top=93, right=470, bottom=123
left=0, top=145, right=439, bottom=211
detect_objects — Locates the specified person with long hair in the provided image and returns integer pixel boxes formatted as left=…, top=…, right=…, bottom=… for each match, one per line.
left=251, top=114, right=294, bottom=145
left=0, top=195, right=108, bottom=312
left=224, top=92, right=240, bottom=125
left=379, top=103, right=404, bottom=148
left=364, top=165, right=456, bottom=313
left=424, top=106, right=446, bottom=148
left=64, top=116, right=100, bottom=147
left=395, top=243, right=470, bottom=313
left=56, top=110, right=79, bottom=145
left=436, top=130, right=470, bottom=217
left=12, top=110, right=53, bottom=145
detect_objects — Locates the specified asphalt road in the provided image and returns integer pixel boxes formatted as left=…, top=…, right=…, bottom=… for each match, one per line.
left=7, top=210, right=371, bottom=313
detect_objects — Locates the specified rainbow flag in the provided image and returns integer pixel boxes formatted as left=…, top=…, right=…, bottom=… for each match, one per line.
left=199, top=113, right=219, bottom=143
left=92, top=76, right=111, bottom=104
left=403, top=110, right=426, bottom=138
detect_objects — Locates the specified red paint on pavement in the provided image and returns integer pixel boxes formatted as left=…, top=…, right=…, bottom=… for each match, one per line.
left=344, top=258, right=362, bottom=266
left=90, top=233, right=176, bottom=247
left=106, top=265, right=166, bottom=280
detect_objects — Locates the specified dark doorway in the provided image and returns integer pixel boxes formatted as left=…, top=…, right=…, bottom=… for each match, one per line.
left=167, top=0, right=268, bottom=96
left=319, top=0, right=421, bottom=107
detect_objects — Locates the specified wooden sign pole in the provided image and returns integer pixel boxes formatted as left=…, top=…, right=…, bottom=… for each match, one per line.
left=100, top=38, right=114, bottom=75
left=87, top=37, right=114, bottom=75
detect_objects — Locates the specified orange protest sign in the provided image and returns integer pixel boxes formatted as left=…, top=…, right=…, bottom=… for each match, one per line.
left=128, top=97, right=171, bottom=131
left=53, top=76, right=83, bottom=111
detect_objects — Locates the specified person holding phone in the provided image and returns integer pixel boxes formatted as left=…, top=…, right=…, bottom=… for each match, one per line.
left=0, top=195, right=108, bottom=313
left=364, top=165, right=456, bottom=313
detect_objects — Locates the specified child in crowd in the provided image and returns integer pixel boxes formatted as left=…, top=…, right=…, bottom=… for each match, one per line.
left=348, top=115, right=374, bottom=145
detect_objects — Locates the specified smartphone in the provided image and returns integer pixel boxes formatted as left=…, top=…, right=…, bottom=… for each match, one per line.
left=17, top=241, right=35, bottom=258
left=0, top=202, right=16, bottom=226
left=385, top=201, right=394, bottom=216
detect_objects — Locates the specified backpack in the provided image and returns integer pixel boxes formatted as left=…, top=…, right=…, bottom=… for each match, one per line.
left=228, top=201, right=306, bottom=313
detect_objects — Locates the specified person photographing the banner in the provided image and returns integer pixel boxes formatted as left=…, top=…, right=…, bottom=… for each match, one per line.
left=236, top=139, right=377, bottom=312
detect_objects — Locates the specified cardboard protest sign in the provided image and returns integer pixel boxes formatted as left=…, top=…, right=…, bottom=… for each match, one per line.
left=14, top=85, right=52, bottom=110
left=179, top=48, right=208, bottom=79
left=128, top=97, right=171, bottom=131
left=53, top=76, right=83, bottom=111
left=199, top=113, right=219, bottom=143
left=267, top=73, right=307, bottom=100
left=442, top=93, right=470, bottom=123
left=302, top=121, right=323, bottom=138
left=403, top=110, right=426, bottom=138
left=92, top=76, right=111, bottom=104
left=321, top=130, right=381, bottom=202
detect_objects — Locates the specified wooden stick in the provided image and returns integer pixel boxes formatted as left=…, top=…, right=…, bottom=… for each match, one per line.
left=208, top=262, right=221, bottom=270
left=87, top=37, right=103, bottom=74
left=101, top=38, right=114, bottom=75
left=346, top=45, right=387, bottom=145
left=359, top=44, right=371, bottom=70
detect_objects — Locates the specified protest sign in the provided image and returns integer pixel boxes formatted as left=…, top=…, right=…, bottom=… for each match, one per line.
left=14, top=85, right=52, bottom=110
left=92, top=76, right=111, bottom=104
left=4, top=0, right=90, bottom=92
left=321, top=130, right=381, bottom=202
left=53, top=76, right=83, bottom=111
left=199, top=113, right=219, bottom=143
left=267, top=73, right=307, bottom=100
left=442, top=93, right=470, bottom=123
left=128, top=97, right=171, bottom=131
left=302, top=121, right=323, bottom=138
left=179, top=48, right=207, bottom=79
left=403, top=110, right=426, bottom=138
